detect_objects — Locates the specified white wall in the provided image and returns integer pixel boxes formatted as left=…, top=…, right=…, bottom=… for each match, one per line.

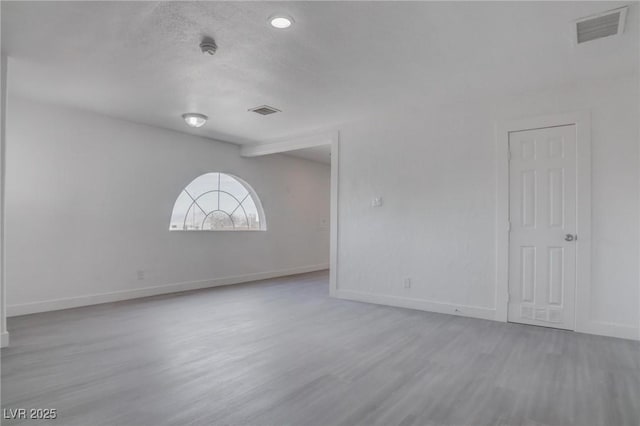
left=0, top=53, right=7, bottom=346
left=336, top=72, right=640, bottom=340
left=5, top=96, right=330, bottom=315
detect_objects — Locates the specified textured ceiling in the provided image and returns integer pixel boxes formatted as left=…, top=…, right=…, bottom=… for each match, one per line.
left=2, top=1, right=638, bottom=147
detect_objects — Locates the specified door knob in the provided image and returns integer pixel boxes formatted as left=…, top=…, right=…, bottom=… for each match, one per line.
left=564, top=234, right=576, bottom=242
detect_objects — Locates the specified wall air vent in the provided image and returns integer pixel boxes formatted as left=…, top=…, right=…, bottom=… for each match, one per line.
left=575, top=6, right=627, bottom=44
left=249, top=105, right=281, bottom=115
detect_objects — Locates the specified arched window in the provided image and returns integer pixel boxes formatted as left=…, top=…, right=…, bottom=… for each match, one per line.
left=170, top=173, right=266, bottom=231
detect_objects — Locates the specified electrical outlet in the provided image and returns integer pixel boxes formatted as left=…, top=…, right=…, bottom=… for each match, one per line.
left=136, top=270, right=145, bottom=281
left=371, top=197, right=383, bottom=207
left=403, top=278, right=411, bottom=289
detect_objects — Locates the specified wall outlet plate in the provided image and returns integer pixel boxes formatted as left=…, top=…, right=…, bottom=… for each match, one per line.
left=372, top=197, right=383, bottom=207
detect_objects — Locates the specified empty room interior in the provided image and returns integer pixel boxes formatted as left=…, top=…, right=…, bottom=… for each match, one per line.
left=0, top=1, right=639, bottom=425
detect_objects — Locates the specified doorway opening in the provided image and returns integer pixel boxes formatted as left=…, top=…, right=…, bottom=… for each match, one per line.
left=240, top=131, right=339, bottom=294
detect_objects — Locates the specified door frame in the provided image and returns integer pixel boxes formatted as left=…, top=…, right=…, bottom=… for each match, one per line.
left=240, top=130, right=340, bottom=295
left=495, top=111, right=591, bottom=333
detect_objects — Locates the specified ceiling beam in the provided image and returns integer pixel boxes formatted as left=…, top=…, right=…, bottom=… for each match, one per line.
left=240, top=130, right=338, bottom=157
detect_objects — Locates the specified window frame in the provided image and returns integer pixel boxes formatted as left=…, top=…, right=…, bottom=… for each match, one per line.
left=169, top=172, right=267, bottom=232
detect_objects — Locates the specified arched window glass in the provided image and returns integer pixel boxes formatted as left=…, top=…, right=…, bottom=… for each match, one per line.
left=170, top=173, right=266, bottom=231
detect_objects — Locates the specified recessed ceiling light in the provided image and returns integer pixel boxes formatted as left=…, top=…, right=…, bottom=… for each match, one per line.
left=269, top=14, right=294, bottom=29
left=182, top=113, right=208, bottom=128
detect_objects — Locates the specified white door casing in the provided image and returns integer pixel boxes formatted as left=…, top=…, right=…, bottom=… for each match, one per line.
left=508, top=125, right=577, bottom=330
left=496, top=111, right=591, bottom=335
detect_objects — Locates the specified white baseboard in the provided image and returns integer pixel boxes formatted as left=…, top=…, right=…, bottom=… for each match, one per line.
left=336, top=289, right=639, bottom=341
left=1, top=332, right=9, bottom=348
left=7, top=264, right=329, bottom=317
left=579, top=320, right=640, bottom=341
left=334, top=289, right=496, bottom=321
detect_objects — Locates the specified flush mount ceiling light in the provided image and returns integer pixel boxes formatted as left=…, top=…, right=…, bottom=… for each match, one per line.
left=182, top=113, right=208, bottom=128
left=269, top=14, right=294, bottom=29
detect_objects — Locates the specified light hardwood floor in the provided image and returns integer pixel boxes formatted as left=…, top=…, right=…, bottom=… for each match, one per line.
left=2, top=271, right=639, bottom=426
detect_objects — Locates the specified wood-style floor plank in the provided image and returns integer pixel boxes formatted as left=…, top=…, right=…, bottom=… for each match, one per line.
left=2, top=271, right=639, bottom=426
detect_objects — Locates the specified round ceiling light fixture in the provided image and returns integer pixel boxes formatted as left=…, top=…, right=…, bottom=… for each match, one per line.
left=269, top=14, right=294, bottom=29
left=182, top=113, right=208, bottom=128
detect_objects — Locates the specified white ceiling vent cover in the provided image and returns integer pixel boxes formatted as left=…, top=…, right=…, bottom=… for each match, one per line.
left=575, top=6, right=628, bottom=44
left=249, top=105, right=281, bottom=115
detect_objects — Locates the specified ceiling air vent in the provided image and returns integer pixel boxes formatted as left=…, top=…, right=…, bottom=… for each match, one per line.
left=249, top=105, right=281, bottom=115
left=575, top=6, right=627, bottom=44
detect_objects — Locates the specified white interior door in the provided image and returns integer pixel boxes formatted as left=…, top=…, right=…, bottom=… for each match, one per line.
left=508, top=125, right=577, bottom=330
